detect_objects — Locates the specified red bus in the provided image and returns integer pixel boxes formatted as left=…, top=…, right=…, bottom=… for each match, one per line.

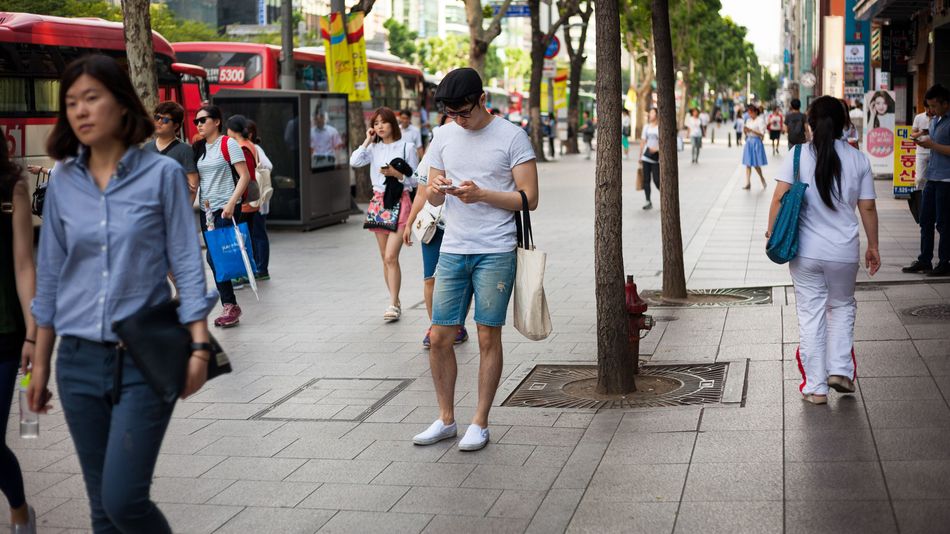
left=172, top=42, right=425, bottom=124
left=0, top=12, right=207, bottom=187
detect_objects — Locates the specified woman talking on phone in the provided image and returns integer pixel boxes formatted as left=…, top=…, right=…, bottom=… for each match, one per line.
left=350, top=107, right=419, bottom=322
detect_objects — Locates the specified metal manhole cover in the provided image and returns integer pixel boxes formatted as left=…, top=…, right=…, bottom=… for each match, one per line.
left=905, top=305, right=950, bottom=320
left=640, top=287, right=772, bottom=308
left=250, top=377, right=413, bottom=422
left=501, top=363, right=728, bottom=409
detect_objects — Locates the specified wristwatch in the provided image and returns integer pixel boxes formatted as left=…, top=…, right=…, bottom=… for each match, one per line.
left=190, top=342, right=214, bottom=353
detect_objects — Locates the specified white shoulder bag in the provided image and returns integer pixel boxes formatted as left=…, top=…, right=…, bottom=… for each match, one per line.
left=513, top=190, right=552, bottom=340
left=412, top=201, right=442, bottom=244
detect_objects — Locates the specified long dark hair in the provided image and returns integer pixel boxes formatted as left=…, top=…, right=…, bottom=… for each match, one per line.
left=193, top=105, right=224, bottom=163
left=807, top=96, right=845, bottom=210
left=1, top=137, right=23, bottom=196
left=46, top=55, right=153, bottom=160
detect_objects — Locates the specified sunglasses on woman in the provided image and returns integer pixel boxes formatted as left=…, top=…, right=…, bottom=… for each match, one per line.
left=193, top=116, right=211, bottom=126
left=153, top=115, right=174, bottom=125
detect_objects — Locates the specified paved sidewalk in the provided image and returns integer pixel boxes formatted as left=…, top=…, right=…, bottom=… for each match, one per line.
left=9, top=133, right=950, bottom=533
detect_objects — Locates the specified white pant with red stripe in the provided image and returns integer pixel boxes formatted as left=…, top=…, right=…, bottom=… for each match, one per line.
left=790, top=256, right=859, bottom=396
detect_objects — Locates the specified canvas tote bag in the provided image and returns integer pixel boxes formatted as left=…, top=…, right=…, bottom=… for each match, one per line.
left=513, top=190, right=552, bottom=340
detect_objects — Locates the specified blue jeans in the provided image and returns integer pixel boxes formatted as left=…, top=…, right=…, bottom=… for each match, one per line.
left=250, top=211, right=270, bottom=275
left=432, top=251, right=517, bottom=327
left=421, top=228, right=445, bottom=280
left=0, top=351, right=26, bottom=510
left=918, top=180, right=950, bottom=266
left=56, top=337, right=174, bottom=534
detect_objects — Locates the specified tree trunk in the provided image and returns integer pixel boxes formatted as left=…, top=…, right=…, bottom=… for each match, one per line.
left=121, top=0, right=158, bottom=113
left=652, top=0, right=687, bottom=299
left=594, top=0, right=634, bottom=395
left=465, top=0, right=512, bottom=80
left=563, top=1, right=591, bottom=155
left=527, top=0, right=547, bottom=162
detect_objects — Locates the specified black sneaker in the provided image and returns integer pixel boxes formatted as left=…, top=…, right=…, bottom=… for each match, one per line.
left=902, top=261, right=933, bottom=274
left=927, top=263, right=950, bottom=277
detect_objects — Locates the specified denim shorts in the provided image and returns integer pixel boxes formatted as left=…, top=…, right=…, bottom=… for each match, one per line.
left=421, top=228, right=445, bottom=280
left=432, top=251, right=517, bottom=328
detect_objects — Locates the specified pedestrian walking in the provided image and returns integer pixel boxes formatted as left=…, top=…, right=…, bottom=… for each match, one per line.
left=246, top=120, right=273, bottom=280
left=686, top=108, right=703, bottom=164
left=28, top=54, right=216, bottom=533
left=403, top=117, right=469, bottom=348
left=412, top=68, right=538, bottom=452
left=767, top=106, right=784, bottom=155
left=1, top=131, right=37, bottom=534
left=699, top=109, right=710, bottom=137
left=741, top=105, right=768, bottom=189
left=193, top=105, right=253, bottom=327
left=145, top=101, right=199, bottom=203
left=638, top=108, right=661, bottom=209
left=350, top=107, right=420, bottom=322
left=733, top=110, right=744, bottom=146
left=621, top=109, right=632, bottom=160
left=766, top=95, right=880, bottom=405
left=226, top=114, right=266, bottom=286
left=581, top=111, right=595, bottom=159
left=907, top=84, right=950, bottom=277
left=904, top=107, right=934, bottom=225
left=398, top=109, right=425, bottom=160
left=785, top=98, right=807, bottom=149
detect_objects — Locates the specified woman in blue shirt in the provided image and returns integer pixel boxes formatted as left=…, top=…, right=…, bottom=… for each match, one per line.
left=27, top=55, right=217, bottom=533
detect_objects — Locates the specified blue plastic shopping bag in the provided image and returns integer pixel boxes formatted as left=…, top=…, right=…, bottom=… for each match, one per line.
left=204, top=222, right=257, bottom=283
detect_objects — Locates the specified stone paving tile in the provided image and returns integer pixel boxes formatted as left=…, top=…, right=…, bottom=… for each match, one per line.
left=276, top=437, right=374, bottom=460
left=298, top=483, right=410, bottom=512
left=355, top=439, right=453, bottom=463
left=892, top=500, right=950, bottom=534
left=882, top=460, right=950, bottom=499
left=874, top=428, right=950, bottom=461
left=585, top=462, right=689, bottom=503
left=153, top=454, right=226, bottom=478
left=215, top=507, right=335, bottom=534
left=316, top=511, right=433, bottom=534
left=438, top=443, right=535, bottom=466
left=858, top=376, right=943, bottom=401
left=616, top=407, right=702, bottom=433
left=285, top=459, right=391, bottom=484
left=600, top=431, right=696, bottom=464
left=485, top=489, right=546, bottom=519
left=37, top=499, right=100, bottom=529
left=422, top=516, right=530, bottom=534
left=208, top=479, right=319, bottom=507
left=195, top=435, right=298, bottom=457
left=566, top=501, right=678, bottom=534
left=700, top=405, right=784, bottom=431
left=373, top=461, right=476, bottom=488
left=201, top=456, right=306, bottom=481
left=785, top=501, right=898, bottom=534
left=162, top=503, right=245, bottom=534
left=785, top=462, right=888, bottom=501
left=150, top=477, right=235, bottom=505
left=864, top=399, right=950, bottom=429
left=692, top=430, right=782, bottom=464
left=673, top=501, right=783, bottom=534
left=497, top=426, right=585, bottom=447
left=460, top=464, right=561, bottom=491
left=392, top=486, right=502, bottom=516
left=784, top=428, right=878, bottom=462
left=523, top=445, right=574, bottom=469
left=682, top=462, right=783, bottom=501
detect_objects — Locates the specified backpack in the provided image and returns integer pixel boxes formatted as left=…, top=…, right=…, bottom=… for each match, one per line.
left=220, top=136, right=259, bottom=203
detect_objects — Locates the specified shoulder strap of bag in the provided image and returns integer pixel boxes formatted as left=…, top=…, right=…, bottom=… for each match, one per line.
left=159, top=139, right=180, bottom=155
left=220, top=135, right=231, bottom=164
left=793, top=144, right=802, bottom=183
left=514, top=190, right=532, bottom=250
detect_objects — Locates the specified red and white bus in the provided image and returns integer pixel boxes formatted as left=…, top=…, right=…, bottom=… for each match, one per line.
left=172, top=42, right=425, bottom=123
left=0, top=12, right=207, bottom=179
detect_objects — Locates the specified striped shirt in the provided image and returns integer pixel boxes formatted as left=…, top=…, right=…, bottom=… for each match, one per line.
left=197, top=136, right=245, bottom=211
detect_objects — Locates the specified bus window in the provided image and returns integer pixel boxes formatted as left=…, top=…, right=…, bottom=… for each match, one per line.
left=0, top=78, right=28, bottom=113
left=295, top=62, right=317, bottom=91
left=33, top=79, right=59, bottom=112
left=174, top=51, right=263, bottom=86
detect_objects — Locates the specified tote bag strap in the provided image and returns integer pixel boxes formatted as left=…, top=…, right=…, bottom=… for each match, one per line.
left=514, top=190, right=532, bottom=250
left=793, top=144, right=802, bottom=183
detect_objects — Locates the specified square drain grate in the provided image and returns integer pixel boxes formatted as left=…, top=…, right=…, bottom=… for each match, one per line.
left=501, top=363, right=730, bottom=409
left=641, top=287, right=772, bottom=307
left=251, top=378, right=413, bottom=422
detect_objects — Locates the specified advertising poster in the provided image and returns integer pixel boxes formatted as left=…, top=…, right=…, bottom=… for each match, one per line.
left=553, top=69, right=568, bottom=111
left=346, top=12, right=371, bottom=102
left=893, top=126, right=916, bottom=198
left=320, top=13, right=353, bottom=97
left=863, top=90, right=896, bottom=175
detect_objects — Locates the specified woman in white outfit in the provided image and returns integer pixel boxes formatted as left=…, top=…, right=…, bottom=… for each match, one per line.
left=766, top=95, right=881, bottom=405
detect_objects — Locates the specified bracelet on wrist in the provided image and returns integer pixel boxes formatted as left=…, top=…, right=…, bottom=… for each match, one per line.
left=191, top=352, right=210, bottom=362
left=24, top=339, right=35, bottom=345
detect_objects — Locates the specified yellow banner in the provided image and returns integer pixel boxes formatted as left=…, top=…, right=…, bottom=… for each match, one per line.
left=553, top=69, right=568, bottom=111
left=893, top=125, right=916, bottom=198
left=320, top=13, right=353, bottom=97
left=346, top=12, right=371, bottom=102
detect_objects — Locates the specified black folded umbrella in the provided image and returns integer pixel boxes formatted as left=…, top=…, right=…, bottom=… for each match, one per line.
left=388, top=157, right=414, bottom=178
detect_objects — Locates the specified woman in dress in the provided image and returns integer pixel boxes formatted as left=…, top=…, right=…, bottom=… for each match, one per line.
left=742, top=105, right=769, bottom=189
left=28, top=54, right=216, bottom=533
left=638, top=108, right=661, bottom=209
left=350, top=107, right=419, bottom=322
left=0, top=123, right=37, bottom=534
left=766, top=95, right=880, bottom=404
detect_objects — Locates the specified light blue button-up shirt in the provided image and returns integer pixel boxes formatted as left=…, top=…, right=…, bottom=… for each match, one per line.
left=926, top=112, right=950, bottom=182
left=32, top=146, right=218, bottom=343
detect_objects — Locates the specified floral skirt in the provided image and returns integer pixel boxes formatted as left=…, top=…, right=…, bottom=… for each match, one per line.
left=367, top=190, right=411, bottom=234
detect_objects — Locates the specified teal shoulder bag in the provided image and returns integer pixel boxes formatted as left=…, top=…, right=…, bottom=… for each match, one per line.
left=766, top=144, right=807, bottom=264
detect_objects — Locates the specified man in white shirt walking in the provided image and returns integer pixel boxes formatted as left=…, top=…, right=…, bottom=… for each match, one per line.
left=411, top=68, right=539, bottom=451
left=398, top=110, right=425, bottom=161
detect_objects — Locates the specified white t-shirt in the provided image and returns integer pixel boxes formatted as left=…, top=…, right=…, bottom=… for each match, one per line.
left=641, top=124, right=660, bottom=162
left=685, top=116, right=702, bottom=138
left=745, top=116, right=767, bottom=137
left=426, top=117, right=536, bottom=255
left=310, top=125, right=343, bottom=156
left=401, top=124, right=423, bottom=151
left=349, top=140, right=419, bottom=192
left=776, top=140, right=876, bottom=263
left=912, top=112, right=931, bottom=157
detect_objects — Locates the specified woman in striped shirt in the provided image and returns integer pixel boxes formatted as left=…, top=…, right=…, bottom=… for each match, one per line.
left=193, top=105, right=252, bottom=328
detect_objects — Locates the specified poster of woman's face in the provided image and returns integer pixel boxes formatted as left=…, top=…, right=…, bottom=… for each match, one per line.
left=867, top=91, right=896, bottom=122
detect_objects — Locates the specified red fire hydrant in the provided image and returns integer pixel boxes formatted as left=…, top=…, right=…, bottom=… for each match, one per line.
left=625, top=275, right=654, bottom=366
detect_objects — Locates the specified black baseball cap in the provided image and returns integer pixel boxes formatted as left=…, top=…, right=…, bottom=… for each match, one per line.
left=435, top=68, right=484, bottom=104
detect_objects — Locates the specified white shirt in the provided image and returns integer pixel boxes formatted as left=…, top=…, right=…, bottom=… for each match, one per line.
left=699, top=112, right=710, bottom=126
left=401, top=124, right=423, bottom=151
left=745, top=116, right=767, bottom=137
left=426, top=118, right=536, bottom=255
left=640, top=124, right=660, bottom=162
left=310, top=125, right=343, bottom=156
left=349, top=140, right=420, bottom=192
left=776, top=140, right=876, bottom=263
left=913, top=112, right=931, bottom=157
left=685, top=116, right=702, bottom=138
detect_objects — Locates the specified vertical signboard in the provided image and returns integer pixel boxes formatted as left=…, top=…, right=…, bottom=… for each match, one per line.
left=863, top=90, right=896, bottom=175
left=893, top=126, right=916, bottom=198
left=346, top=12, right=371, bottom=102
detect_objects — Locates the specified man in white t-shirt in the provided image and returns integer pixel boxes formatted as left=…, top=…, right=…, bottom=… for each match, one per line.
left=310, top=110, right=343, bottom=170
left=398, top=110, right=425, bottom=161
left=411, top=68, right=539, bottom=452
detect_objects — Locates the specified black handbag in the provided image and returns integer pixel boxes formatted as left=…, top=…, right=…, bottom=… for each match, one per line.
left=112, top=300, right=231, bottom=404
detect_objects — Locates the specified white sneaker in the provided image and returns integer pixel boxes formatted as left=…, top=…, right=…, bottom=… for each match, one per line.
left=458, top=424, right=490, bottom=451
left=412, top=419, right=457, bottom=445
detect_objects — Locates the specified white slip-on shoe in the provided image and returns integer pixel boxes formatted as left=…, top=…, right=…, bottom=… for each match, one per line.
left=412, top=419, right=457, bottom=446
left=458, top=424, right=490, bottom=451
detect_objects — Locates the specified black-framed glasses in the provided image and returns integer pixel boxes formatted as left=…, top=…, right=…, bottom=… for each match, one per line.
left=441, top=102, right=478, bottom=119
left=153, top=115, right=173, bottom=125
left=193, top=116, right=210, bottom=126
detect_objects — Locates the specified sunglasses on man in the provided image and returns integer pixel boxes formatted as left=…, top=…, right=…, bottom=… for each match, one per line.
left=153, top=115, right=175, bottom=125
